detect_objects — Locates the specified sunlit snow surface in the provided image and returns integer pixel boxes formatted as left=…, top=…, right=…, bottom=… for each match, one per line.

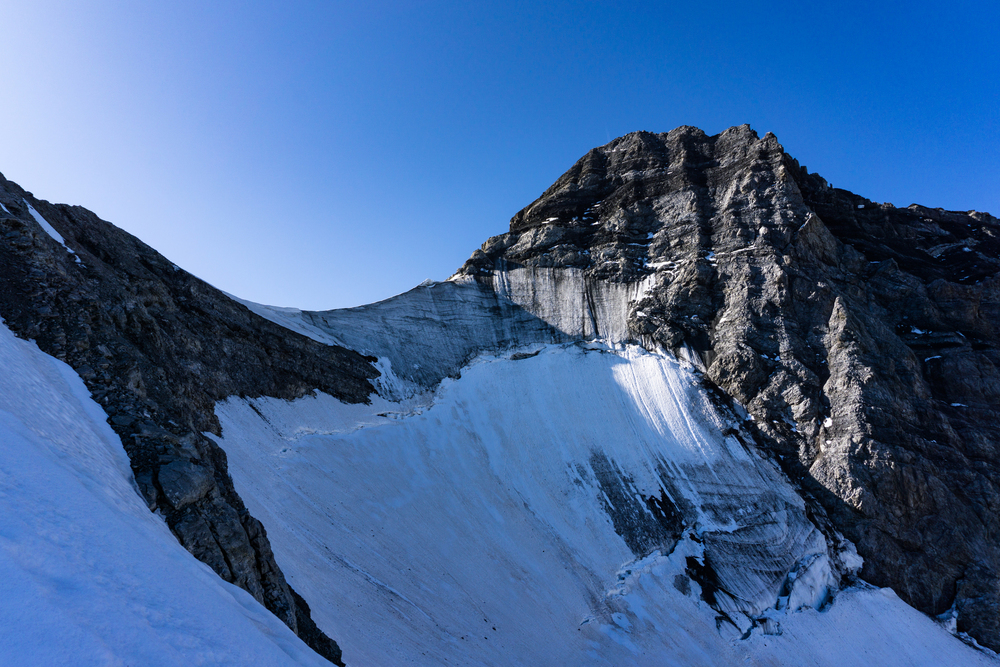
left=215, top=343, right=996, bottom=666
left=0, top=320, right=331, bottom=667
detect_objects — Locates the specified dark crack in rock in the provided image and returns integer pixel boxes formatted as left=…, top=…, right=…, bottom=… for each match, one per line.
left=0, top=174, right=378, bottom=666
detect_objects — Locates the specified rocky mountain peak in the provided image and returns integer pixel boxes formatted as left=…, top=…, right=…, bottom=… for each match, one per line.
left=458, top=125, right=1000, bottom=650
left=462, top=124, right=997, bottom=287
left=462, top=124, right=810, bottom=283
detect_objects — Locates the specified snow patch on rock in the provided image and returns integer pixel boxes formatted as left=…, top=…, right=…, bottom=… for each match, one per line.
left=23, top=199, right=81, bottom=264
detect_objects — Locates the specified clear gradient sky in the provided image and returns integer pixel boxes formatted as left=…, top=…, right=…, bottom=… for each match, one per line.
left=2, top=1, right=997, bottom=309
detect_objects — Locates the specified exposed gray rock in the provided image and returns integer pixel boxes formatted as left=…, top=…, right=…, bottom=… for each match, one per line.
left=173, top=510, right=233, bottom=580
left=158, top=460, right=215, bottom=508
left=453, top=124, right=1000, bottom=650
left=588, top=451, right=684, bottom=558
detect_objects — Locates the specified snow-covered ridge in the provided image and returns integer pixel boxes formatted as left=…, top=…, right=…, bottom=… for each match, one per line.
left=235, top=275, right=569, bottom=392
left=236, top=264, right=656, bottom=392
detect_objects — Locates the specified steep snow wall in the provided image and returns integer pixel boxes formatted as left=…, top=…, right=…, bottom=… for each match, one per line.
left=215, top=342, right=993, bottom=666
left=0, top=320, right=331, bottom=666
left=238, top=277, right=568, bottom=392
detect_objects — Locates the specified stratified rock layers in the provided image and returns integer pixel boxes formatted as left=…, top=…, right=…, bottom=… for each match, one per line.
left=458, top=125, right=1000, bottom=649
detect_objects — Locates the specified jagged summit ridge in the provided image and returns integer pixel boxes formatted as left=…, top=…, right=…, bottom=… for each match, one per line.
left=462, top=124, right=996, bottom=284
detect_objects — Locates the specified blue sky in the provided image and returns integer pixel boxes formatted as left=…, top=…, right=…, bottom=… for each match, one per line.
left=2, top=1, right=997, bottom=309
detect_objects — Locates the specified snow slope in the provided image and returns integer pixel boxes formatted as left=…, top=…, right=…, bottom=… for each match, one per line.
left=2, top=271, right=991, bottom=664
left=214, top=342, right=996, bottom=666
left=0, top=319, right=333, bottom=667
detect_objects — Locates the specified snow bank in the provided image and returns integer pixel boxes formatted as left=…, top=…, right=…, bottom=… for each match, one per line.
left=0, top=320, right=332, bottom=666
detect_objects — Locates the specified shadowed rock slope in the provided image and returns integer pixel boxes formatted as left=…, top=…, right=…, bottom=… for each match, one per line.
left=0, top=174, right=379, bottom=665
left=459, top=124, right=1000, bottom=650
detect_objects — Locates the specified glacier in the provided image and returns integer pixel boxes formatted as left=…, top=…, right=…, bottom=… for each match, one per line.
left=3, top=125, right=998, bottom=664
left=219, top=275, right=997, bottom=666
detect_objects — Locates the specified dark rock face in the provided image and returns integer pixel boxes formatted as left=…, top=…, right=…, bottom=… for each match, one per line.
left=0, top=174, right=378, bottom=665
left=460, top=125, right=1000, bottom=650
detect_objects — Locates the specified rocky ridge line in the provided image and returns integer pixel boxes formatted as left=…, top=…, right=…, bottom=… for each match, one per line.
left=0, top=174, right=380, bottom=666
left=458, top=124, right=1000, bottom=650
